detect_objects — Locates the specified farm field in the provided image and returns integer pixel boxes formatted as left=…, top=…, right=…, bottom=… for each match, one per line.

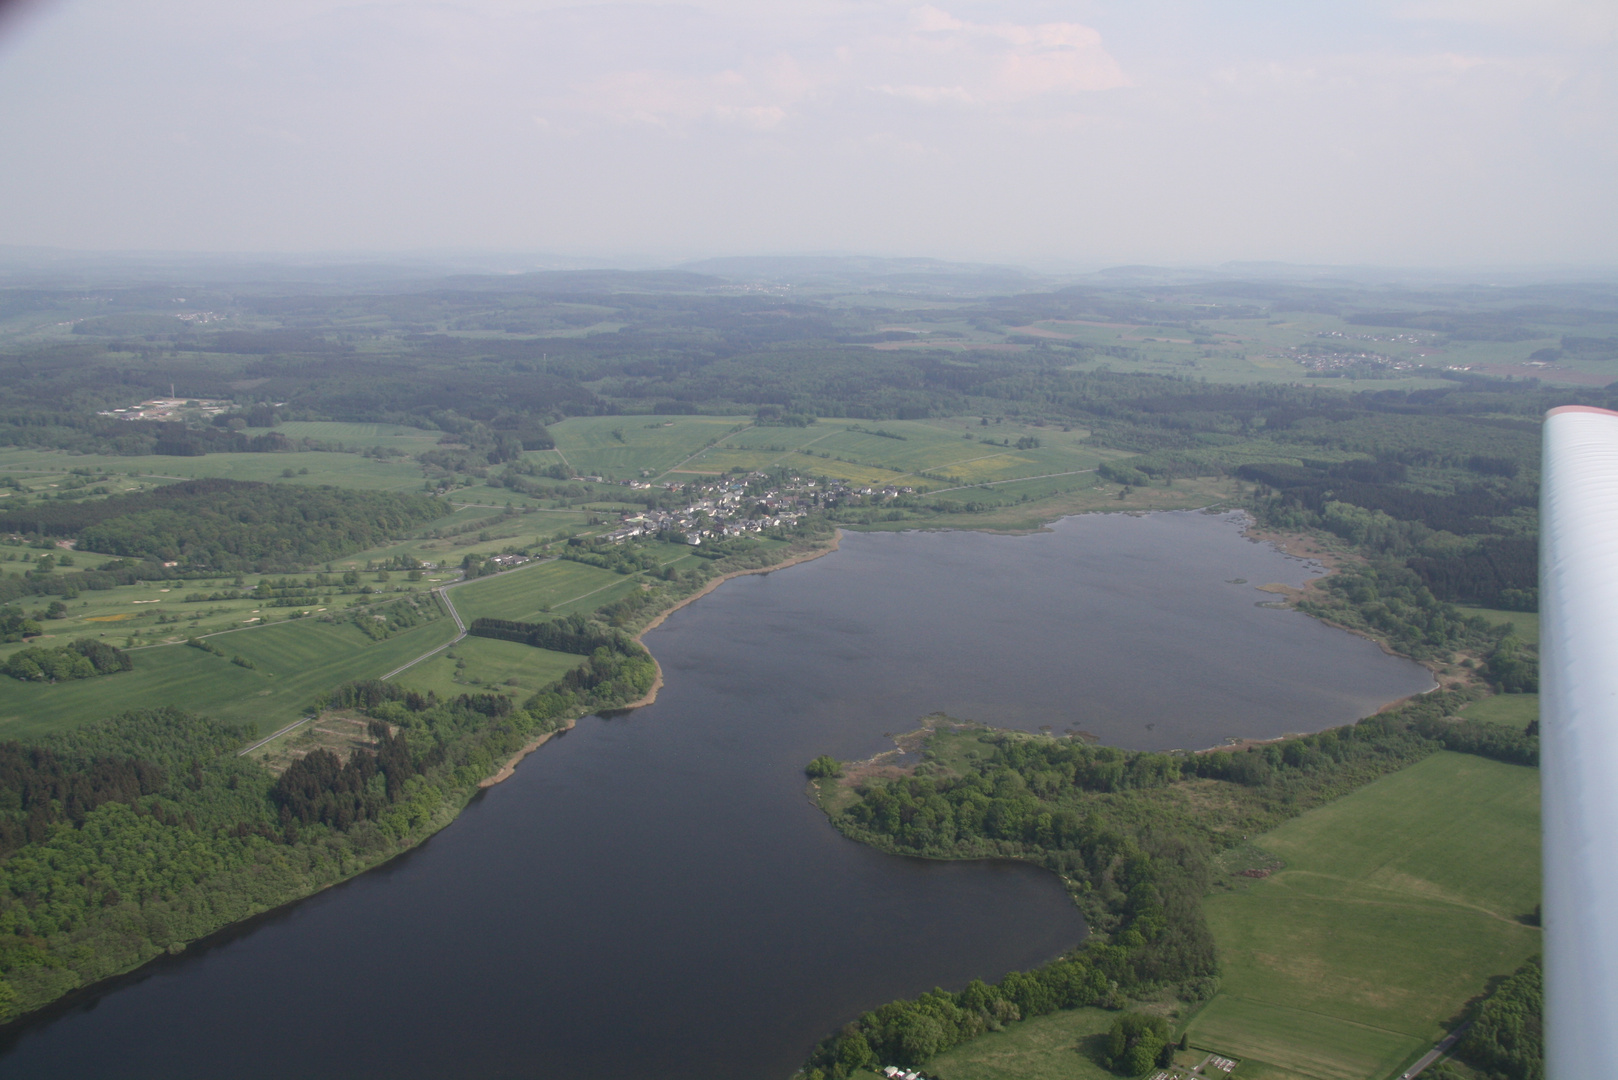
left=1454, top=606, right=1539, bottom=647
left=449, top=558, right=628, bottom=623
left=851, top=474, right=1236, bottom=532
left=341, top=505, right=592, bottom=569
left=269, top=420, right=444, bottom=452
left=449, top=542, right=708, bottom=623
left=924, top=1006, right=1120, bottom=1080
left=1004, top=313, right=1548, bottom=389
left=1187, top=751, right=1541, bottom=1080
left=544, top=414, right=1121, bottom=493
left=1461, top=693, right=1538, bottom=730
left=547, top=415, right=750, bottom=479
left=391, top=635, right=582, bottom=700
left=0, top=615, right=458, bottom=740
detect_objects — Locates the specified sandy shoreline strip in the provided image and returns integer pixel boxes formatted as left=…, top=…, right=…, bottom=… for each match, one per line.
left=478, top=530, right=843, bottom=787
left=479, top=721, right=576, bottom=788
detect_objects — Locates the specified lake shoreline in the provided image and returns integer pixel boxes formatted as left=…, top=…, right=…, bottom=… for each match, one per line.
left=477, top=530, right=844, bottom=787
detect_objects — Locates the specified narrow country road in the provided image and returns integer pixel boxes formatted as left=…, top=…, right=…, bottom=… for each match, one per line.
left=239, top=559, right=555, bottom=755
left=1400, top=1024, right=1470, bottom=1080
left=379, top=559, right=543, bottom=680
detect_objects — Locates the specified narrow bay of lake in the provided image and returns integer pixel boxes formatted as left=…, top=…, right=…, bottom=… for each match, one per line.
left=0, top=512, right=1433, bottom=1079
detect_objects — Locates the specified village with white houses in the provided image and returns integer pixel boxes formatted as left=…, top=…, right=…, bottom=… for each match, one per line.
left=601, top=472, right=914, bottom=546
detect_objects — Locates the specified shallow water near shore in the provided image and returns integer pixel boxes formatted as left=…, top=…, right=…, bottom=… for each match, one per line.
left=0, top=511, right=1433, bottom=1079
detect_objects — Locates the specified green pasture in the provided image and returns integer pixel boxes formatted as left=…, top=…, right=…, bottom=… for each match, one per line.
left=540, top=415, right=1118, bottom=494
left=931, top=470, right=1103, bottom=502
left=1454, top=606, right=1539, bottom=647
left=391, top=635, right=582, bottom=701
left=1461, top=693, right=1538, bottom=730
left=548, top=415, right=749, bottom=479
left=449, top=559, right=627, bottom=623
left=923, top=446, right=1106, bottom=485
left=549, top=574, right=650, bottom=616
left=720, top=425, right=842, bottom=451
left=851, top=474, right=1234, bottom=533
left=0, top=615, right=458, bottom=741
left=786, top=455, right=918, bottom=488
left=664, top=418, right=1108, bottom=490
left=270, top=420, right=443, bottom=452
left=680, top=446, right=802, bottom=476
left=812, top=425, right=1006, bottom=474
left=0, top=448, right=425, bottom=490
left=1189, top=751, right=1541, bottom=1080
left=925, top=1007, right=1120, bottom=1080
left=342, top=505, right=593, bottom=569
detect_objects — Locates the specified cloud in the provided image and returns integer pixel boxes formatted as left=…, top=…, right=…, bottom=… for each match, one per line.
left=1395, top=0, right=1618, bottom=44
left=870, top=6, right=1129, bottom=106
left=543, top=4, right=1127, bottom=126
left=559, top=55, right=810, bottom=130
left=0, top=0, right=1611, bottom=263
left=873, top=84, right=974, bottom=105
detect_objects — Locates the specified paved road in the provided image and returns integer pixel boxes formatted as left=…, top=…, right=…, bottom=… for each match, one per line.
left=237, top=715, right=316, bottom=756
left=378, top=557, right=553, bottom=680
left=1401, top=1024, right=1470, bottom=1079
left=654, top=423, right=754, bottom=482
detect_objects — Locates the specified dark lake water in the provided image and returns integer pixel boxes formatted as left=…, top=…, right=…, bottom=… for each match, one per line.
left=0, top=512, right=1433, bottom=1079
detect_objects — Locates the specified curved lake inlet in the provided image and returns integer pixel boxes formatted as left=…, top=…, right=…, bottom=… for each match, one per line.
left=0, top=512, right=1434, bottom=1080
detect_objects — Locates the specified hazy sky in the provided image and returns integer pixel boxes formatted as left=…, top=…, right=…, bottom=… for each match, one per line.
left=0, top=0, right=1613, bottom=266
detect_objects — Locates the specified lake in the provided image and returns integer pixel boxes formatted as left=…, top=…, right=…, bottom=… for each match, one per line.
left=0, top=511, right=1433, bottom=1079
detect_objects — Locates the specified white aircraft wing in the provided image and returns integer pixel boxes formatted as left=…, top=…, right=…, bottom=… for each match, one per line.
left=1541, top=404, right=1618, bottom=1076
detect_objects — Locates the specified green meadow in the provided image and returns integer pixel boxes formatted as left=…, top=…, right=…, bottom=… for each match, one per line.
left=270, top=420, right=445, bottom=452
left=0, top=615, right=459, bottom=740
left=1461, top=693, right=1538, bottom=730
left=337, top=505, right=596, bottom=570
left=543, top=414, right=1117, bottom=491
left=852, top=474, right=1238, bottom=532
left=1187, top=751, right=1541, bottom=1080
left=548, top=415, right=750, bottom=479
left=450, top=559, right=628, bottom=623
left=449, top=543, right=708, bottom=623
left=925, top=1007, right=1120, bottom=1080
left=391, top=634, right=582, bottom=700
left=1454, top=606, right=1539, bottom=647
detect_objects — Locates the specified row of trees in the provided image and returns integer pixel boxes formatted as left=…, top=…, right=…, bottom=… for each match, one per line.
left=468, top=612, right=632, bottom=656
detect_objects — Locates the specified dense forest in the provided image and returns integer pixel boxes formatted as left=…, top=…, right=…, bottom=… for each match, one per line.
left=801, top=693, right=1537, bottom=1078
left=0, top=479, right=441, bottom=572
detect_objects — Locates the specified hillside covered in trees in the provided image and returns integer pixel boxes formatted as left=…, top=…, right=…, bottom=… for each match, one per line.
left=0, top=479, right=440, bottom=572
